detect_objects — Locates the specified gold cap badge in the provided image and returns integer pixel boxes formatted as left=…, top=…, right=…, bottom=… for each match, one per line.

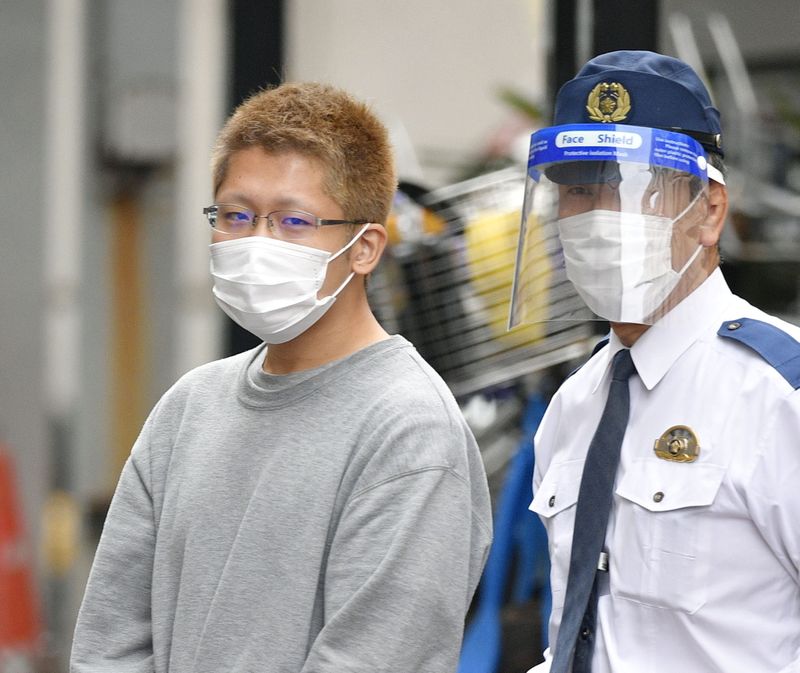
left=586, top=82, right=631, bottom=123
left=654, top=425, right=700, bottom=462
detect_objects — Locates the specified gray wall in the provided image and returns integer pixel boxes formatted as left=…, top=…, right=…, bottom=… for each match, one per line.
left=0, top=0, right=48, bottom=573
left=661, top=0, right=800, bottom=61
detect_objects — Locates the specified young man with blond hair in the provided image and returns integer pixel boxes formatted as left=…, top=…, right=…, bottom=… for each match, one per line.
left=71, top=82, right=492, bottom=673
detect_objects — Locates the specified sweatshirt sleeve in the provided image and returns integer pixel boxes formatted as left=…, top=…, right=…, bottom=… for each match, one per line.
left=300, top=466, right=491, bottom=673
left=70, top=422, right=157, bottom=673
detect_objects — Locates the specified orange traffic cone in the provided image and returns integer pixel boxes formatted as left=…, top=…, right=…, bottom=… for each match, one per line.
left=0, top=443, right=41, bottom=669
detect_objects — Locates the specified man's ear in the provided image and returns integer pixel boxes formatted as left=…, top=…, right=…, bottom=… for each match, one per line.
left=699, top=180, right=728, bottom=247
left=350, top=224, right=387, bottom=275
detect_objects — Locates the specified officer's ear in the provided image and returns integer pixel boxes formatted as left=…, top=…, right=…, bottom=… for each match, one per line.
left=350, top=223, right=387, bottom=275
left=699, top=180, right=728, bottom=247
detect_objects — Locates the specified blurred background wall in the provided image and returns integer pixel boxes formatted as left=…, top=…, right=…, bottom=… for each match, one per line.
left=1, top=1, right=798, bottom=670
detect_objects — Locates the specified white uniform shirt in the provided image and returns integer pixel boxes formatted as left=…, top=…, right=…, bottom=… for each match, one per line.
left=530, top=269, right=800, bottom=673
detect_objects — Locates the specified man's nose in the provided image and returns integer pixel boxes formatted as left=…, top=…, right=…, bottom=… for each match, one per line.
left=251, top=215, right=273, bottom=237
left=595, top=183, right=621, bottom=211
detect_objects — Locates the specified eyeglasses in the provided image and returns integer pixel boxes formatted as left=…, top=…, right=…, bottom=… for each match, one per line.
left=203, top=203, right=368, bottom=241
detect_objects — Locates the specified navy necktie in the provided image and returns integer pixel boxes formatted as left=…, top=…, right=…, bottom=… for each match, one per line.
left=550, top=348, right=636, bottom=673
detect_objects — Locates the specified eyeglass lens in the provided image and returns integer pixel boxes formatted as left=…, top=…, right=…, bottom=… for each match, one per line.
left=210, top=205, right=318, bottom=240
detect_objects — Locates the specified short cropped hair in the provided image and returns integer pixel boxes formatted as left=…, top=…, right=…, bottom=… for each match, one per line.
left=211, top=82, right=397, bottom=225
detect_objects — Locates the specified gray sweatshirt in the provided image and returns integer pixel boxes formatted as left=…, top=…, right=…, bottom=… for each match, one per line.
left=71, top=336, right=492, bottom=673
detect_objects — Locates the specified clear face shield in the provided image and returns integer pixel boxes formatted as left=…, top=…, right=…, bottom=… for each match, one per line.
left=509, top=124, right=723, bottom=327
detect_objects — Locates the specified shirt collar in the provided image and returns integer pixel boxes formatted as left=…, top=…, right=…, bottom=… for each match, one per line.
left=593, top=269, right=733, bottom=392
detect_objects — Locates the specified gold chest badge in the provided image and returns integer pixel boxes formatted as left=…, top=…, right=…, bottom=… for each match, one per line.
left=586, top=82, right=631, bottom=122
left=654, top=425, right=700, bottom=462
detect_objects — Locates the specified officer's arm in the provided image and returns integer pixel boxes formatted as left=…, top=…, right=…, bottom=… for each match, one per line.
left=747, top=390, right=800, bottom=672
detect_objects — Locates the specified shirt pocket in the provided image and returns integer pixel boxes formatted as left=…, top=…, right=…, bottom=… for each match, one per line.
left=612, top=456, right=726, bottom=614
left=530, top=459, right=585, bottom=601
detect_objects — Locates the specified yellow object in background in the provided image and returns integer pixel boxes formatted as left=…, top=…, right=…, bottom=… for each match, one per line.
left=385, top=191, right=447, bottom=246
left=42, top=490, right=81, bottom=578
left=464, top=209, right=551, bottom=345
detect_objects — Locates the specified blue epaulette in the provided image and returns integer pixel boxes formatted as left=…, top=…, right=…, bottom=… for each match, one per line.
left=717, top=317, right=800, bottom=389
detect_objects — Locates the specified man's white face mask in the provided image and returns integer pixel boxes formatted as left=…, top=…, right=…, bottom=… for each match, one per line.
left=556, top=195, right=703, bottom=324
left=209, top=224, right=369, bottom=344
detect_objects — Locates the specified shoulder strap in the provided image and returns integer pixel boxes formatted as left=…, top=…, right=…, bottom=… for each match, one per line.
left=717, top=317, right=800, bottom=389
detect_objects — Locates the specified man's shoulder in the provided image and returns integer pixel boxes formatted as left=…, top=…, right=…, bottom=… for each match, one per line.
left=713, top=303, right=800, bottom=390
left=562, top=333, right=609, bottom=380
left=553, top=335, right=608, bottom=400
left=362, top=338, right=460, bottom=407
left=347, top=339, right=484, bottom=488
left=156, top=347, right=257, bottom=409
left=176, top=348, right=254, bottom=386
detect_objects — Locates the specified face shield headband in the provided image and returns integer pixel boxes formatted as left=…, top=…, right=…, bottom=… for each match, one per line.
left=509, top=124, right=721, bottom=328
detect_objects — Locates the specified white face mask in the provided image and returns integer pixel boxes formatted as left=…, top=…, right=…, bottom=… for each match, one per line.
left=557, top=202, right=703, bottom=323
left=209, top=224, right=369, bottom=344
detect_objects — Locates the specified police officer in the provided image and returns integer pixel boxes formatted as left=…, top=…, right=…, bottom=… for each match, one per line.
left=511, top=51, right=800, bottom=672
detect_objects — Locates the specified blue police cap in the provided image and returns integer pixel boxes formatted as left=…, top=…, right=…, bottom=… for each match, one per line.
left=554, top=50, right=723, bottom=156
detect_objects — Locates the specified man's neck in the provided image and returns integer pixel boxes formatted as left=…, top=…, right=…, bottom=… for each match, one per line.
left=612, top=253, right=719, bottom=347
left=610, top=322, right=649, bottom=347
left=262, top=298, right=389, bottom=375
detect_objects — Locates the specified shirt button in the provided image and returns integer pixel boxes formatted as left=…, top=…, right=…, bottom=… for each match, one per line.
left=548, top=495, right=556, bottom=507
left=580, top=628, right=591, bottom=640
left=653, top=491, right=664, bottom=503
left=727, top=321, right=741, bottom=330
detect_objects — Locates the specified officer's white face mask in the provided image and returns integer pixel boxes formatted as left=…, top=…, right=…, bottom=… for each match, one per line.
left=557, top=198, right=703, bottom=323
left=209, top=224, right=369, bottom=344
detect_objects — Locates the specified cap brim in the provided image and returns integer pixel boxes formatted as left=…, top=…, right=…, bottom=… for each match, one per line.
left=544, top=160, right=622, bottom=185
